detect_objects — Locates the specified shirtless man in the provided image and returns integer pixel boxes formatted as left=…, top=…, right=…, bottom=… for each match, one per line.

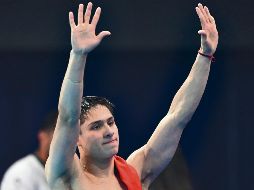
left=45, top=2, right=218, bottom=190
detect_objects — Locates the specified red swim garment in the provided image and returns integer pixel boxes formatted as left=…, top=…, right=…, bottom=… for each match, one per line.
left=114, top=156, right=142, bottom=190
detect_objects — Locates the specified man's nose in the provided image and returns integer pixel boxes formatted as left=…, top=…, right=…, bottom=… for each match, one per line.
left=103, top=125, right=114, bottom=138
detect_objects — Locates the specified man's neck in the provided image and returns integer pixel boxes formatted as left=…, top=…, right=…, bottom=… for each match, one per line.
left=34, top=150, right=47, bottom=166
left=80, top=155, right=115, bottom=178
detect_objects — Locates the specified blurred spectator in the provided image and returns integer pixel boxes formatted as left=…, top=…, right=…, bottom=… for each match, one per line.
left=0, top=111, right=57, bottom=190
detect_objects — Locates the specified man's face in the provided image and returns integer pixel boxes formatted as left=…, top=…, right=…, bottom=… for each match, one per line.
left=38, top=128, right=54, bottom=160
left=78, top=105, right=119, bottom=159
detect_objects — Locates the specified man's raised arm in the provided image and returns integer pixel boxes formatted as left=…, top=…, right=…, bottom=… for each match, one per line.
left=127, top=3, right=218, bottom=188
left=45, top=2, right=110, bottom=188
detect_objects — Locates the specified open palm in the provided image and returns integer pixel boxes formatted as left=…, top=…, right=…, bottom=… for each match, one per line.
left=69, top=3, right=110, bottom=54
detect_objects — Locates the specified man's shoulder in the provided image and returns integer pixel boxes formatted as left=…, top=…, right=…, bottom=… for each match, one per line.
left=3, top=154, right=39, bottom=176
left=1, top=154, right=50, bottom=190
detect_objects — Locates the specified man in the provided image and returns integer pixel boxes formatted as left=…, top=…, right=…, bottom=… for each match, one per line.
left=1, top=111, right=57, bottom=190
left=46, top=2, right=218, bottom=190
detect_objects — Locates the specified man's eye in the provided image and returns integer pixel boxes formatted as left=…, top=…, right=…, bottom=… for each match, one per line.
left=92, top=124, right=101, bottom=130
left=108, top=120, right=115, bottom=126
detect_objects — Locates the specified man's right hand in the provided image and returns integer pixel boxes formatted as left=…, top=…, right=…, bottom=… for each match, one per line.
left=69, top=2, right=111, bottom=55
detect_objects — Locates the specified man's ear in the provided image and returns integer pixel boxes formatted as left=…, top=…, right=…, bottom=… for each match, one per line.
left=38, top=131, right=46, bottom=142
left=76, top=126, right=83, bottom=146
left=77, top=134, right=82, bottom=146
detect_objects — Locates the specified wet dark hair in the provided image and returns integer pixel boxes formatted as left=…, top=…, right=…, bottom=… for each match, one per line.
left=80, top=96, right=114, bottom=124
left=39, top=111, right=58, bottom=133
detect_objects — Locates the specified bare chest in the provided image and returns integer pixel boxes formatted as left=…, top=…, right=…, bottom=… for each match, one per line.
left=69, top=174, right=127, bottom=190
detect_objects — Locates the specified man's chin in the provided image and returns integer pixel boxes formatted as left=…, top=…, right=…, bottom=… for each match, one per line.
left=104, top=147, right=119, bottom=158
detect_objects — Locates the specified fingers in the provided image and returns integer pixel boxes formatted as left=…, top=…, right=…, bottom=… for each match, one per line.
left=69, top=12, right=76, bottom=29
left=91, top=7, right=101, bottom=28
left=84, top=2, right=93, bottom=24
left=70, top=2, right=108, bottom=35
left=78, top=4, right=84, bottom=25
left=196, top=3, right=216, bottom=28
left=71, top=3, right=93, bottom=27
left=204, top=6, right=216, bottom=24
left=195, top=5, right=206, bottom=27
left=97, top=31, right=111, bottom=41
left=74, top=2, right=100, bottom=26
left=198, top=4, right=209, bottom=22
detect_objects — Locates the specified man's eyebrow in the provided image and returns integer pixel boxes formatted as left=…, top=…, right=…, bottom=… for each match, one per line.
left=107, top=116, right=114, bottom=121
left=88, top=120, right=103, bottom=127
left=88, top=116, right=114, bottom=127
